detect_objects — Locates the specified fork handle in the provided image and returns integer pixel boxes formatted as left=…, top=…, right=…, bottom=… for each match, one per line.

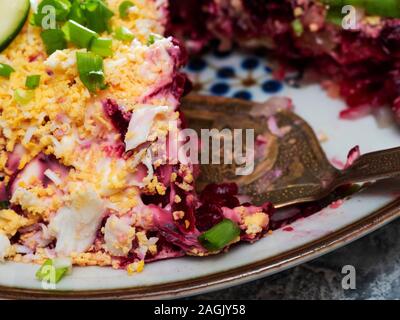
left=337, top=147, right=400, bottom=186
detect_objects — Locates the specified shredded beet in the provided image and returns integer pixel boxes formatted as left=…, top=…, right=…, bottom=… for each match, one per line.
left=145, top=234, right=185, bottom=262
left=345, top=145, right=361, bottom=169
left=102, top=99, right=131, bottom=138
left=195, top=203, right=224, bottom=232
left=199, top=182, right=239, bottom=207
left=195, top=183, right=240, bottom=231
left=195, top=183, right=274, bottom=233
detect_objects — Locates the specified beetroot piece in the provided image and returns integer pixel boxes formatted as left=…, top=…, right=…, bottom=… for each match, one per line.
left=167, top=0, right=213, bottom=46
left=195, top=203, right=224, bottom=232
left=0, top=182, right=7, bottom=203
left=145, top=234, right=185, bottom=262
left=172, top=72, right=193, bottom=98
left=196, top=183, right=240, bottom=232
left=381, top=21, right=400, bottom=58
left=102, top=99, right=131, bottom=138
left=171, top=38, right=189, bottom=68
left=196, top=183, right=275, bottom=232
left=242, top=0, right=271, bottom=21
left=141, top=166, right=174, bottom=207
left=200, top=182, right=238, bottom=200
left=199, top=182, right=240, bottom=208
left=156, top=165, right=174, bottom=186
left=146, top=37, right=192, bottom=101
left=148, top=72, right=192, bottom=101
left=151, top=204, right=203, bottom=252
left=141, top=187, right=171, bottom=208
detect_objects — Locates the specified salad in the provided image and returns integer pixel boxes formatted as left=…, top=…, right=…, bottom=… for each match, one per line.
left=0, top=0, right=272, bottom=282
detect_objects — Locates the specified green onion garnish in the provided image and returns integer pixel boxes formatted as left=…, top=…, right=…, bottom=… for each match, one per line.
left=0, top=201, right=9, bottom=210
left=36, top=258, right=72, bottom=284
left=0, top=63, right=15, bottom=79
left=25, top=75, right=41, bottom=89
left=33, top=0, right=72, bottom=26
left=198, top=219, right=241, bottom=251
left=119, top=1, right=134, bottom=19
left=40, top=29, right=67, bottom=55
left=147, top=34, right=162, bottom=46
left=68, top=0, right=87, bottom=25
left=292, top=19, right=304, bottom=37
left=90, top=37, right=113, bottom=57
left=76, top=52, right=107, bottom=92
left=147, top=34, right=156, bottom=46
left=33, top=0, right=115, bottom=53
left=114, top=26, right=134, bottom=42
left=63, top=20, right=98, bottom=49
left=82, top=0, right=114, bottom=33
left=14, top=89, right=35, bottom=105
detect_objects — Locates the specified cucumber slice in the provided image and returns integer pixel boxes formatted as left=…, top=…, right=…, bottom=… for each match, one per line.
left=0, top=0, right=31, bottom=52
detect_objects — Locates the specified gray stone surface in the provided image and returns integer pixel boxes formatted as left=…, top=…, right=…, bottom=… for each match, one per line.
left=192, top=218, right=400, bottom=300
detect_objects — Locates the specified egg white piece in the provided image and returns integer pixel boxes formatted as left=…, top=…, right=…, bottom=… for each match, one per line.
left=125, top=105, right=169, bottom=151
left=104, top=215, right=135, bottom=257
left=49, top=185, right=105, bottom=256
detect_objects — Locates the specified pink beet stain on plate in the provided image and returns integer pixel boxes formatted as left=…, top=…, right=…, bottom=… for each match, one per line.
left=329, top=199, right=344, bottom=209
left=282, top=226, right=294, bottom=232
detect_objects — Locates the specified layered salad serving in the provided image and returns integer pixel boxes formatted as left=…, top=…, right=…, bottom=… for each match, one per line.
left=0, top=0, right=272, bottom=281
left=1, top=0, right=399, bottom=283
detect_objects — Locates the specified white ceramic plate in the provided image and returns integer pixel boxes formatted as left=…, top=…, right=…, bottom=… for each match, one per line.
left=1, top=50, right=399, bottom=299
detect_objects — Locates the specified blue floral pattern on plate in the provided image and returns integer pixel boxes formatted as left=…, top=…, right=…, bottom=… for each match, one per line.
left=185, top=50, right=288, bottom=100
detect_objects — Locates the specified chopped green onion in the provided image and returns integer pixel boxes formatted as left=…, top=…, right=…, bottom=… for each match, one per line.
left=0, top=63, right=15, bottom=79
left=14, top=89, right=35, bottom=105
left=119, top=1, right=134, bottom=19
left=62, top=20, right=98, bottom=49
left=68, top=0, right=87, bottom=25
left=292, top=19, right=304, bottom=37
left=36, top=258, right=72, bottom=284
left=33, top=0, right=72, bottom=26
left=0, top=201, right=9, bottom=210
left=25, top=75, right=41, bottom=89
left=40, top=29, right=67, bottom=55
left=114, top=26, right=134, bottom=42
left=147, top=34, right=162, bottom=46
left=90, top=38, right=113, bottom=57
left=147, top=34, right=156, bottom=46
left=81, top=0, right=114, bottom=33
left=76, top=52, right=107, bottom=92
left=198, top=219, right=241, bottom=251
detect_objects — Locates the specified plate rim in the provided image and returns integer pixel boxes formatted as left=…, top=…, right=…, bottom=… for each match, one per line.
left=1, top=197, right=399, bottom=300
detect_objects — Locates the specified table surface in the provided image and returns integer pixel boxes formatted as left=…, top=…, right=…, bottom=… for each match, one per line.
left=191, top=218, right=400, bottom=300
